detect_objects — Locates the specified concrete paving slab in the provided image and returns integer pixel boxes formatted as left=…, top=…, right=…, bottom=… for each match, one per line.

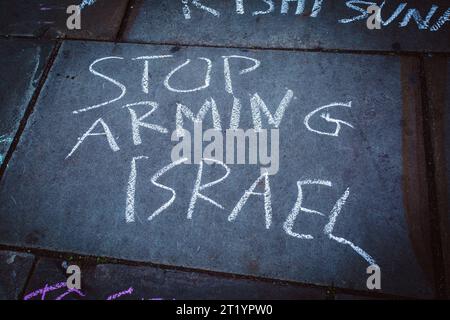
left=446, top=60, right=450, bottom=298
left=0, top=39, right=53, bottom=166
left=0, top=0, right=128, bottom=40
left=334, top=293, right=384, bottom=300
left=123, top=0, right=450, bottom=52
left=424, top=56, right=450, bottom=298
left=0, top=40, right=434, bottom=298
left=23, top=258, right=326, bottom=299
left=0, top=250, right=34, bottom=300
left=439, top=58, right=450, bottom=299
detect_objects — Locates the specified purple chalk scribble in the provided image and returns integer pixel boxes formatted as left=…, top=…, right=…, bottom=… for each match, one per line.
left=24, top=281, right=85, bottom=300
left=24, top=281, right=172, bottom=300
left=107, top=287, right=134, bottom=300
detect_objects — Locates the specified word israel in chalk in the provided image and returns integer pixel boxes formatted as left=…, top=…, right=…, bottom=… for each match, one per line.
left=66, top=52, right=374, bottom=270
left=123, top=156, right=377, bottom=266
left=180, top=0, right=450, bottom=31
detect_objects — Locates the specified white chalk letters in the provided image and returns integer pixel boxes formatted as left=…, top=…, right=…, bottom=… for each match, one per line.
left=67, top=51, right=376, bottom=269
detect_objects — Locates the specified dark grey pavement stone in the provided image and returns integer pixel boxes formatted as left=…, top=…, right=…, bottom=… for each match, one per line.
left=0, top=39, right=53, bottom=166
left=0, top=40, right=433, bottom=298
left=0, top=0, right=128, bottom=40
left=447, top=62, right=450, bottom=236
left=0, top=250, right=34, bottom=300
left=124, top=0, right=450, bottom=52
left=442, top=59, right=450, bottom=297
left=24, top=258, right=326, bottom=299
left=424, top=56, right=450, bottom=297
left=444, top=59, right=450, bottom=298
left=446, top=62, right=450, bottom=214
left=334, top=293, right=384, bottom=300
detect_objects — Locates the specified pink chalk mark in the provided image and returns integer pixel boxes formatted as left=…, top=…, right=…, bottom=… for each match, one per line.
left=107, top=287, right=134, bottom=300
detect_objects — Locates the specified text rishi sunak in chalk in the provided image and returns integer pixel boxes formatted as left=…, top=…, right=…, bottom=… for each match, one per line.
left=181, top=0, right=449, bottom=32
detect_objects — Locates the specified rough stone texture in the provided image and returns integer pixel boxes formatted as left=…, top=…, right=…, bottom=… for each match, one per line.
left=423, top=56, right=450, bottom=298
left=0, top=39, right=53, bottom=166
left=446, top=60, right=450, bottom=298
left=447, top=62, right=450, bottom=250
left=0, top=250, right=35, bottom=300
left=24, top=258, right=326, bottom=300
left=0, top=0, right=128, bottom=40
left=0, top=41, right=433, bottom=298
left=124, top=0, right=450, bottom=52
left=439, top=59, right=449, bottom=297
left=334, top=293, right=384, bottom=300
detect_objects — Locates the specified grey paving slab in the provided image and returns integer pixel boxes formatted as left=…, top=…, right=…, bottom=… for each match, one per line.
left=446, top=61, right=450, bottom=211
left=424, top=56, right=450, bottom=297
left=0, top=0, right=128, bottom=40
left=0, top=39, right=53, bottom=166
left=0, top=41, right=433, bottom=298
left=0, top=250, right=34, bottom=300
left=23, top=258, right=326, bottom=299
left=447, top=62, right=450, bottom=227
left=334, top=293, right=384, bottom=300
left=444, top=59, right=450, bottom=297
left=124, top=0, right=450, bottom=52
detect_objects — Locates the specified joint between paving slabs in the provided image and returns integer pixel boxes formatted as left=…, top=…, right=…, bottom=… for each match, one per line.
left=56, top=37, right=450, bottom=58
left=18, top=255, right=39, bottom=300
left=2, top=33, right=450, bottom=58
left=115, top=0, right=137, bottom=42
left=0, top=40, right=62, bottom=182
left=0, top=243, right=410, bottom=300
left=418, top=55, right=448, bottom=299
